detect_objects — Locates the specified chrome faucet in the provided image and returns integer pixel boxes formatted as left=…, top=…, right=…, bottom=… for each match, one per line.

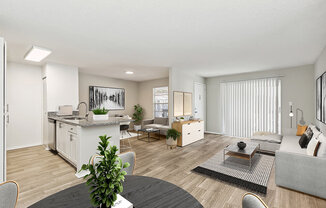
left=77, top=102, right=88, bottom=118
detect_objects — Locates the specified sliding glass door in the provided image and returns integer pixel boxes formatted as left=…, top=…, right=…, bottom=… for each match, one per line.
left=220, top=78, right=281, bottom=138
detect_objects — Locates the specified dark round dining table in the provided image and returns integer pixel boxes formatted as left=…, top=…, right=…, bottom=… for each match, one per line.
left=29, top=175, right=203, bottom=208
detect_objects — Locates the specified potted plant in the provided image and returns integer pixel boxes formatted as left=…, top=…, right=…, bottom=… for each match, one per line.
left=166, top=128, right=181, bottom=147
left=132, top=104, right=143, bottom=131
left=179, top=117, right=185, bottom=122
left=92, top=107, right=109, bottom=121
left=80, top=135, right=130, bottom=208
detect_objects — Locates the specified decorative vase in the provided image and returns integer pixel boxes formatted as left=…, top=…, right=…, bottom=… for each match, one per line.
left=93, top=114, right=109, bottom=121
left=166, top=137, right=177, bottom=146
left=237, top=141, right=246, bottom=150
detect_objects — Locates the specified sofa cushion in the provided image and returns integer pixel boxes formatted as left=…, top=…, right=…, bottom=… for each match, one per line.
left=144, top=124, right=163, bottom=129
left=154, top=117, right=168, bottom=126
left=299, top=127, right=313, bottom=148
left=296, top=125, right=308, bottom=136
left=251, top=134, right=282, bottom=144
left=311, top=126, right=322, bottom=138
left=279, top=135, right=306, bottom=154
left=307, top=137, right=321, bottom=156
left=317, top=133, right=326, bottom=158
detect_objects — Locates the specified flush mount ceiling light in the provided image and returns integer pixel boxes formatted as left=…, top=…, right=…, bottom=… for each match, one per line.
left=24, top=46, right=52, bottom=62
left=125, top=71, right=134, bottom=75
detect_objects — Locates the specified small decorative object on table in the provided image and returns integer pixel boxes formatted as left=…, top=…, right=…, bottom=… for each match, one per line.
left=92, top=107, right=109, bottom=121
left=237, top=141, right=247, bottom=150
left=179, top=117, right=185, bottom=122
left=166, top=128, right=181, bottom=149
left=80, top=135, right=132, bottom=208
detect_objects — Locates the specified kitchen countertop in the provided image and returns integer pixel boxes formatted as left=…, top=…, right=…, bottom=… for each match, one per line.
left=48, top=116, right=133, bottom=127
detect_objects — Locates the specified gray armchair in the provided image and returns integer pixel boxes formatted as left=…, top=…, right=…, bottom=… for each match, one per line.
left=0, top=181, right=19, bottom=208
left=242, top=193, right=268, bottom=208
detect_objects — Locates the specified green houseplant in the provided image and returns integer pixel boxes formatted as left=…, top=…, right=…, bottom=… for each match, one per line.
left=92, top=108, right=109, bottom=121
left=132, top=104, right=143, bottom=131
left=166, top=128, right=181, bottom=147
left=80, top=135, right=130, bottom=208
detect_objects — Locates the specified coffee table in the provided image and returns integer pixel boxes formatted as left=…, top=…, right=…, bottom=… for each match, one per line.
left=137, top=128, right=160, bottom=142
left=223, top=142, right=260, bottom=169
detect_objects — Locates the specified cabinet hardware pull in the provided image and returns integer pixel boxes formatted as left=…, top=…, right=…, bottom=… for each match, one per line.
left=188, top=123, right=190, bottom=125
left=198, top=130, right=201, bottom=131
left=187, top=133, right=190, bottom=135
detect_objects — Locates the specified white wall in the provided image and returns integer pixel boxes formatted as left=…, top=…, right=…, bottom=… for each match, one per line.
left=169, top=68, right=206, bottom=126
left=315, top=46, right=326, bottom=133
left=138, top=78, right=169, bottom=119
left=206, top=65, right=315, bottom=134
left=79, top=72, right=139, bottom=117
left=6, top=62, right=42, bottom=150
left=43, top=63, right=79, bottom=111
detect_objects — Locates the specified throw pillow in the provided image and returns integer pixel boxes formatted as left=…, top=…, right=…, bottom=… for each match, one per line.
left=307, top=137, right=321, bottom=156
left=317, top=134, right=326, bottom=158
left=299, top=127, right=313, bottom=148
left=311, top=126, right=322, bottom=139
left=296, top=125, right=308, bottom=136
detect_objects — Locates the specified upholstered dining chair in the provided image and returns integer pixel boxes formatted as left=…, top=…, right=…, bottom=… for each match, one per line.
left=91, top=151, right=136, bottom=175
left=242, top=193, right=268, bottom=208
left=0, top=181, right=19, bottom=208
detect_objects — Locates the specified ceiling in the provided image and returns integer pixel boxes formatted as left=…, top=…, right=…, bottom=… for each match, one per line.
left=1, top=0, right=326, bottom=81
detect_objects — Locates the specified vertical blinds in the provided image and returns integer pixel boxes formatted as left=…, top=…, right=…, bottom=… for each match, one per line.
left=220, top=78, right=281, bottom=138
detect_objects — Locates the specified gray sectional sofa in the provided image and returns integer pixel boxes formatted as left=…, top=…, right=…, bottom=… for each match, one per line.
left=142, top=117, right=169, bottom=136
left=275, top=128, right=326, bottom=199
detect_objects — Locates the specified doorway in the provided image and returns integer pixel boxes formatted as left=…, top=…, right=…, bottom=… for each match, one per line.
left=194, top=82, right=206, bottom=130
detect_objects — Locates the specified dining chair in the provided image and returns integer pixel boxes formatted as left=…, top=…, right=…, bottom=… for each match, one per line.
left=0, top=181, right=19, bottom=208
left=119, top=151, right=136, bottom=175
left=91, top=151, right=136, bottom=175
left=242, top=193, right=268, bottom=208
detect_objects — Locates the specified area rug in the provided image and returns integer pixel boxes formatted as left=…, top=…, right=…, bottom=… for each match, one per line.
left=193, top=151, right=274, bottom=194
left=120, top=132, right=138, bottom=140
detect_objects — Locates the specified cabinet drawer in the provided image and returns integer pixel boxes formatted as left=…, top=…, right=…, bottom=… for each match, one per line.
left=67, top=125, right=77, bottom=134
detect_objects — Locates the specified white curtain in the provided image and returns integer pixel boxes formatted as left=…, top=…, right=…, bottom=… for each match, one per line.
left=220, top=78, right=281, bottom=138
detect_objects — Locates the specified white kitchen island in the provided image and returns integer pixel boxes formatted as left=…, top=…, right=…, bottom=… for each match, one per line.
left=49, top=116, right=132, bottom=178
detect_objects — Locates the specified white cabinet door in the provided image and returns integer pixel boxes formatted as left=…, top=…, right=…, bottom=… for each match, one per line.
left=56, top=122, right=63, bottom=153
left=56, top=122, right=69, bottom=158
left=69, top=133, right=78, bottom=165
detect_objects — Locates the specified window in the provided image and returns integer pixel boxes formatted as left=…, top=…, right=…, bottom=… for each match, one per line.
left=153, top=86, right=168, bottom=118
left=220, top=78, right=281, bottom=138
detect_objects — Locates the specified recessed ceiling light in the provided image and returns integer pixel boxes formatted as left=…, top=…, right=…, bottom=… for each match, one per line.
left=125, top=71, right=134, bottom=75
left=24, top=46, right=52, bottom=62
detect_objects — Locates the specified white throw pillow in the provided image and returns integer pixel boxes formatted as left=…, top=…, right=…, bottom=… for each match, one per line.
left=310, top=127, right=321, bottom=140
left=317, top=133, right=326, bottom=158
left=307, top=137, right=321, bottom=156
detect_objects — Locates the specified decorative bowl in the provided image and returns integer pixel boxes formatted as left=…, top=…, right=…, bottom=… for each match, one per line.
left=237, top=141, right=246, bottom=150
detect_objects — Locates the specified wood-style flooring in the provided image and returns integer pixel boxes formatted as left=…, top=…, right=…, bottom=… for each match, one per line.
left=7, top=134, right=326, bottom=208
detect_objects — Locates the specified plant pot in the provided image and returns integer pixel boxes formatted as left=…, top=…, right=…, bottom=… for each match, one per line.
left=166, top=137, right=177, bottom=146
left=134, top=125, right=142, bottom=131
left=93, top=114, right=109, bottom=121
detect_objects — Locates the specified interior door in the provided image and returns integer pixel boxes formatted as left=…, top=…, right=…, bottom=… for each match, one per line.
left=194, top=83, right=206, bottom=129
left=0, top=37, right=6, bottom=182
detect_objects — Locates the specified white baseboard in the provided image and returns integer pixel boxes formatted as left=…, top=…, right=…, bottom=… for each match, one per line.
left=6, top=143, right=42, bottom=151
left=204, top=131, right=222, bottom=135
